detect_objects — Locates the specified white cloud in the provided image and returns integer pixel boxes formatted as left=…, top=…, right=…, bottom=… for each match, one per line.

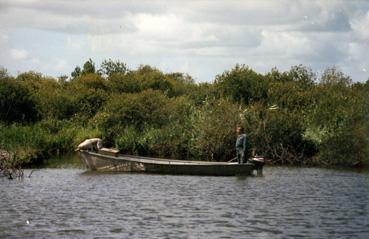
left=0, top=33, right=9, bottom=41
left=53, top=58, right=68, bottom=71
left=133, top=13, right=180, bottom=37
left=66, top=36, right=83, bottom=49
left=10, top=48, right=29, bottom=60
left=258, top=31, right=312, bottom=57
left=0, top=0, right=369, bottom=81
left=0, top=7, right=136, bottom=35
left=351, top=10, right=369, bottom=40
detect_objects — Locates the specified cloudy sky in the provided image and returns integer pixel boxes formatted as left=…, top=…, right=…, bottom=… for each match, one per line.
left=0, top=0, right=369, bottom=82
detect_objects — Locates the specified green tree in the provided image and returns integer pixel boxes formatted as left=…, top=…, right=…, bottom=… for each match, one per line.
left=0, top=67, right=8, bottom=78
left=107, top=72, right=142, bottom=93
left=94, top=89, right=173, bottom=144
left=0, top=76, right=38, bottom=124
left=16, top=71, right=73, bottom=121
left=245, top=104, right=316, bottom=165
left=71, top=59, right=96, bottom=79
left=100, top=59, right=127, bottom=77
left=82, top=58, right=96, bottom=74
left=71, top=66, right=81, bottom=79
left=107, top=65, right=176, bottom=96
left=288, top=65, right=316, bottom=88
left=215, top=64, right=268, bottom=105
left=320, top=66, right=352, bottom=86
left=303, top=67, right=369, bottom=166
left=191, top=98, right=242, bottom=161
left=68, top=73, right=108, bottom=120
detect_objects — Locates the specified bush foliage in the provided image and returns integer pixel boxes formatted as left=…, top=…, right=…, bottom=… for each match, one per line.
left=0, top=61, right=368, bottom=167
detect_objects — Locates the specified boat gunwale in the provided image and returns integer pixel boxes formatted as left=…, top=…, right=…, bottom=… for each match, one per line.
left=82, top=150, right=251, bottom=167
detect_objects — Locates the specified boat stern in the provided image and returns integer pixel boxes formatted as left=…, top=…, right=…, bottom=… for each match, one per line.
left=249, top=156, right=265, bottom=176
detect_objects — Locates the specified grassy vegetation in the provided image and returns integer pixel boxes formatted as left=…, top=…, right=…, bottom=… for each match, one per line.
left=0, top=61, right=368, bottom=167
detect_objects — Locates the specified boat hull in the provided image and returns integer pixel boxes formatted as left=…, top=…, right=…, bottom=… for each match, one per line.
left=79, top=150, right=259, bottom=176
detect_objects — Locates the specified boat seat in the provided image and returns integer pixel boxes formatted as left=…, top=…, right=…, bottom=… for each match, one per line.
left=98, top=148, right=119, bottom=157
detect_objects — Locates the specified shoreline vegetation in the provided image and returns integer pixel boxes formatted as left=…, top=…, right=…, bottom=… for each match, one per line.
left=1, top=59, right=368, bottom=169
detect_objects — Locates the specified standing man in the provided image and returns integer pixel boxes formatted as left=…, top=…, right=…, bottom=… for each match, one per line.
left=235, top=126, right=247, bottom=164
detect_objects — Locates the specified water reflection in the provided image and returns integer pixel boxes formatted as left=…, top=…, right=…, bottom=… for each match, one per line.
left=1, top=167, right=369, bottom=238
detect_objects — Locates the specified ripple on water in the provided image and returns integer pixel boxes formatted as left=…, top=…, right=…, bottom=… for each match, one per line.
left=0, top=167, right=369, bottom=238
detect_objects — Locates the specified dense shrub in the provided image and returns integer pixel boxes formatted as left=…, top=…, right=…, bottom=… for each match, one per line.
left=215, top=64, right=269, bottom=104
left=245, top=106, right=316, bottom=165
left=94, top=89, right=173, bottom=146
left=0, top=77, right=38, bottom=123
left=191, top=98, right=242, bottom=161
left=0, top=62, right=367, bottom=167
left=0, top=120, right=101, bottom=165
left=319, top=124, right=369, bottom=166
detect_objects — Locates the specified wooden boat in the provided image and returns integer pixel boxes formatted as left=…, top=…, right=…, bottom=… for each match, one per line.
left=79, top=148, right=264, bottom=176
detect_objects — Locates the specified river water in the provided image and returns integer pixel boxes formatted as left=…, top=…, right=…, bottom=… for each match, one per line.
left=1, top=166, right=369, bottom=238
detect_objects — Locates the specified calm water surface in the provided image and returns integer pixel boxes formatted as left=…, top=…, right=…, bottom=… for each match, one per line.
left=1, top=167, right=369, bottom=238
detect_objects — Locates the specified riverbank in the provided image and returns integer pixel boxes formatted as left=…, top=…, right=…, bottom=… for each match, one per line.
left=2, top=143, right=368, bottom=171
left=27, top=154, right=369, bottom=176
left=40, top=153, right=82, bottom=169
